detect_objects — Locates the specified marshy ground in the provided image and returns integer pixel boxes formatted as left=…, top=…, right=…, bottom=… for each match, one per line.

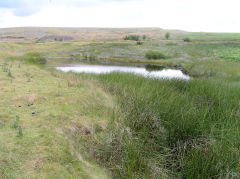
left=1, top=28, right=240, bottom=178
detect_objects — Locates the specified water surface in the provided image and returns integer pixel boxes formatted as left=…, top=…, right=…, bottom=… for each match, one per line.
left=57, top=64, right=190, bottom=80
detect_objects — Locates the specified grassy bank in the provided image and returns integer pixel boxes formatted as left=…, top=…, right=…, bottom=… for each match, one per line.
left=0, top=58, right=113, bottom=178
left=86, top=73, right=240, bottom=178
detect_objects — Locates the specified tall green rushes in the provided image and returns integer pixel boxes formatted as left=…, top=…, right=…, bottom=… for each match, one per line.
left=13, top=115, right=20, bottom=129
left=90, top=73, right=240, bottom=178
left=17, top=125, right=23, bottom=137
left=8, top=69, right=12, bottom=77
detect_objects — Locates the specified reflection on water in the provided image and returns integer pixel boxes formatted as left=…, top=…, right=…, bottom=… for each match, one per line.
left=57, top=64, right=190, bottom=80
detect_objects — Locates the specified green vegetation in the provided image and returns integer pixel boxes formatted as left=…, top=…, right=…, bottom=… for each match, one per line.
left=22, top=52, right=47, bottom=64
left=1, top=27, right=240, bottom=178
left=17, top=125, right=23, bottom=137
left=142, top=34, right=147, bottom=40
left=183, top=37, right=191, bottom=42
left=136, top=41, right=143, bottom=45
left=88, top=73, right=240, bottom=178
left=0, top=59, right=112, bottom=178
left=13, top=115, right=20, bottom=129
left=212, top=46, right=240, bottom=62
left=165, top=32, right=170, bottom=39
left=7, top=69, right=12, bottom=77
left=145, top=50, right=168, bottom=60
left=124, top=35, right=140, bottom=41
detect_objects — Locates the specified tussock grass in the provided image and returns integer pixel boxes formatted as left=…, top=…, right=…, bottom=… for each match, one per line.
left=145, top=50, right=168, bottom=60
left=22, top=52, right=47, bottom=64
left=88, top=73, right=240, bottom=178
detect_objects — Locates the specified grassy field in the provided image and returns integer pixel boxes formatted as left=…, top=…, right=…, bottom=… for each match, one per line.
left=1, top=27, right=240, bottom=178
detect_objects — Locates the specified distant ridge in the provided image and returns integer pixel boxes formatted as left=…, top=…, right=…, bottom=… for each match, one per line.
left=0, top=27, right=187, bottom=40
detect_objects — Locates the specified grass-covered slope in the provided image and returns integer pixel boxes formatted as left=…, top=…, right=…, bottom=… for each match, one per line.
left=0, top=58, right=113, bottom=178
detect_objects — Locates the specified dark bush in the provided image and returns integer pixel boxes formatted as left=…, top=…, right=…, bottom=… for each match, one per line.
left=88, top=54, right=97, bottom=61
left=183, top=37, right=191, bottom=42
left=145, top=50, right=168, bottom=60
left=165, top=32, right=170, bottom=39
left=124, top=35, right=140, bottom=41
left=145, top=64, right=164, bottom=71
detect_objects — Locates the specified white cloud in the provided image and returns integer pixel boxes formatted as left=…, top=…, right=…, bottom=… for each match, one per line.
left=0, top=0, right=240, bottom=32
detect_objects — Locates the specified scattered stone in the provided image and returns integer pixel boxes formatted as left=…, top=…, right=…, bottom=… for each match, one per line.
left=32, top=112, right=35, bottom=115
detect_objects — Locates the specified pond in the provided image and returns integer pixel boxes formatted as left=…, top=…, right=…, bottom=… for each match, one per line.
left=57, top=64, right=190, bottom=80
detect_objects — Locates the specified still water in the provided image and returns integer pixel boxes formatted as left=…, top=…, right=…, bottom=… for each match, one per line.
left=57, top=64, right=190, bottom=80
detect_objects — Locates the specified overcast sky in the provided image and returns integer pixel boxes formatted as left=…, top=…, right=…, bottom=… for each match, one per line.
left=0, top=0, right=239, bottom=32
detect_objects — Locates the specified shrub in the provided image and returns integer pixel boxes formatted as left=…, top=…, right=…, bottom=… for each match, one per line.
left=23, top=53, right=46, bottom=64
left=142, top=35, right=147, bottom=40
left=145, top=50, right=168, bottom=60
left=165, top=32, right=170, bottom=39
left=145, top=64, right=164, bottom=71
left=183, top=37, right=191, bottom=42
left=123, top=35, right=140, bottom=41
left=89, top=54, right=97, bottom=61
left=136, top=41, right=143, bottom=45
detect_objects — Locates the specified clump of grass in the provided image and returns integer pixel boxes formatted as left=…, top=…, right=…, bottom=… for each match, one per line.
left=88, top=54, right=97, bottom=61
left=2, top=63, right=8, bottom=72
left=136, top=41, right=143, bottom=45
left=0, top=120, right=4, bottom=128
left=13, top=115, right=20, bottom=129
left=165, top=32, right=170, bottom=39
left=22, top=52, right=46, bottom=64
left=145, top=50, right=168, bottom=60
left=145, top=64, right=164, bottom=71
left=56, top=81, right=61, bottom=96
left=17, top=125, right=23, bottom=137
left=183, top=37, right=192, bottom=42
left=142, top=35, right=147, bottom=40
left=123, top=35, right=140, bottom=41
left=88, top=73, right=240, bottom=178
left=1, top=62, right=13, bottom=77
left=8, top=69, right=12, bottom=77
